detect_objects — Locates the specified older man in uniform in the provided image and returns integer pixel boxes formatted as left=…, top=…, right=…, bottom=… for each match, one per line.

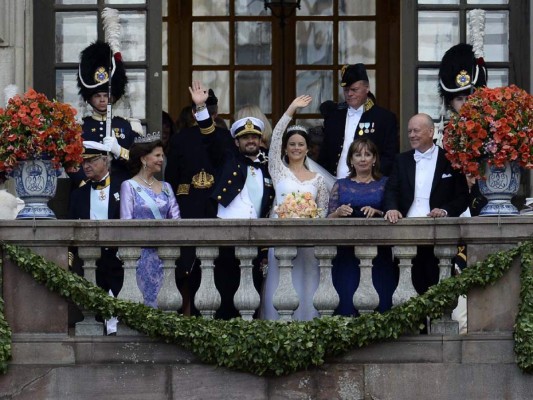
left=68, top=142, right=123, bottom=335
left=319, top=63, right=399, bottom=177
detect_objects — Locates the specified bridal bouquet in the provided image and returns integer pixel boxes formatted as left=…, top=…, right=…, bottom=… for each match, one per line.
left=275, top=192, right=321, bottom=218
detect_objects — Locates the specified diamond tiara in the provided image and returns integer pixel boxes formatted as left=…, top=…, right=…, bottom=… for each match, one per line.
left=287, top=124, right=308, bottom=135
left=134, top=131, right=161, bottom=144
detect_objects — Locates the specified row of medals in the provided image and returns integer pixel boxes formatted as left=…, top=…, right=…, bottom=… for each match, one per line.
left=358, top=122, right=375, bottom=136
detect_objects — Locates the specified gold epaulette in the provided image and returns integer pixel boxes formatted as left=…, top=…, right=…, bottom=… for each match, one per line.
left=119, top=147, right=129, bottom=160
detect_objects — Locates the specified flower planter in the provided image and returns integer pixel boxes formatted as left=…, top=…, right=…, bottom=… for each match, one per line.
left=477, top=161, right=520, bottom=216
left=12, top=160, right=59, bottom=219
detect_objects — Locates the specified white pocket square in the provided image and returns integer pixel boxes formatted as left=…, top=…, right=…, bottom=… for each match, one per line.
left=441, top=173, right=452, bottom=178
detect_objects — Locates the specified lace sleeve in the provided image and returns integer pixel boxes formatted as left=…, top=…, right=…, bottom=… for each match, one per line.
left=327, top=181, right=340, bottom=215
left=268, top=113, right=293, bottom=183
left=316, top=176, right=330, bottom=218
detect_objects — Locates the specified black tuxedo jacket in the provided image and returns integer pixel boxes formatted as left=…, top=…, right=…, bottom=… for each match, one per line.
left=383, top=147, right=469, bottom=217
left=318, top=103, right=399, bottom=176
left=211, top=152, right=275, bottom=218
left=68, top=177, right=123, bottom=296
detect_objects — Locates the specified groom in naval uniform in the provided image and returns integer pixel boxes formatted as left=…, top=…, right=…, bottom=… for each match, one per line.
left=383, top=113, right=468, bottom=295
left=68, top=141, right=124, bottom=335
left=209, top=116, right=275, bottom=319
left=318, top=63, right=399, bottom=177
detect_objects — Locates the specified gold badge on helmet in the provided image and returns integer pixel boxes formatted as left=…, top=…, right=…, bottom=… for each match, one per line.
left=455, top=70, right=471, bottom=87
left=245, top=119, right=254, bottom=131
left=94, top=67, right=109, bottom=84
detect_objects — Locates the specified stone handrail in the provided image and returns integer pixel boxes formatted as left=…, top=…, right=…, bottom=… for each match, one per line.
left=1, top=217, right=532, bottom=335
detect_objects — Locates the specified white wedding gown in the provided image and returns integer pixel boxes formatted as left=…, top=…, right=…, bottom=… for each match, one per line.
left=261, top=114, right=329, bottom=321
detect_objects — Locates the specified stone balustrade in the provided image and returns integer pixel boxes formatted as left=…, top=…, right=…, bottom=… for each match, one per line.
left=1, top=217, right=532, bottom=337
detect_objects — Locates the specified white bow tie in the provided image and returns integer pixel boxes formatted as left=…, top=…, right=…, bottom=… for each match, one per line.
left=347, top=107, right=359, bottom=117
left=414, top=150, right=433, bottom=162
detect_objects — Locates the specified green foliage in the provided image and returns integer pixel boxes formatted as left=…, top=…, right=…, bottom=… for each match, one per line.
left=0, top=255, right=11, bottom=374
left=0, top=241, right=532, bottom=376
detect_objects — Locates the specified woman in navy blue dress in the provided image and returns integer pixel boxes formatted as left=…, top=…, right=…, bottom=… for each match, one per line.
left=327, top=138, right=398, bottom=316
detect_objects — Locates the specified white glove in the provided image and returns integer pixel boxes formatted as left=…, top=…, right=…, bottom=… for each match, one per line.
left=103, top=136, right=122, bottom=158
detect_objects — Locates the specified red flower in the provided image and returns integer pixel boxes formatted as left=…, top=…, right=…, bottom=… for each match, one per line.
left=0, top=88, right=83, bottom=174
left=443, top=85, right=533, bottom=179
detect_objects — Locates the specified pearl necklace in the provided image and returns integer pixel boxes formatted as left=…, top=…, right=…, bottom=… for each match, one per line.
left=139, top=176, right=156, bottom=187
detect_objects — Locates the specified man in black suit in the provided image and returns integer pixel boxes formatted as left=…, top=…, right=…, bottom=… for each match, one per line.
left=210, top=116, right=275, bottom=319
left=318, top=63, right=399, bottom=177
left=68, top=142, right=123, bottom=335
left=164, top=82, right=234, bottom=315
left=383, top=113, right=469, bottom=294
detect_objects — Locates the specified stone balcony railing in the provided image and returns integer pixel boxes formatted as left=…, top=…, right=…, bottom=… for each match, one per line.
left=1, top=217, right=532, bottom=336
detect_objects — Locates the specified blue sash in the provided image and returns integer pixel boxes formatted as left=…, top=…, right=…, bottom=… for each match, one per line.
left=128, top=179, right=163, bottom=219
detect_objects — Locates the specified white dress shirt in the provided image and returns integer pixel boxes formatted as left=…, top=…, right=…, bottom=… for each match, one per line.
left=337, top=105, right=364, bottom=179
left=407, top=145, right=438, bottom=217
left=217, top=164, right=264, bottom=219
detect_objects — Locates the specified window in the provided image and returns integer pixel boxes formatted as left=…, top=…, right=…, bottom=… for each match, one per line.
left=401, top=0, right=529, bottom=149
left=33, top=0, right=162, bottom=133
left=166, top=0, right=400, bottom=129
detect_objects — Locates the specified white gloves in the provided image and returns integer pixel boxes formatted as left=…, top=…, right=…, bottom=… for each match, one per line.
left=103, top=136, right=122, bottom=158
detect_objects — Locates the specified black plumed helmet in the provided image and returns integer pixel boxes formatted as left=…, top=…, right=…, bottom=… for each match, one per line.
left=77, top=40, right=128, bottom=103
left=438, top=43, right=487, bottom=105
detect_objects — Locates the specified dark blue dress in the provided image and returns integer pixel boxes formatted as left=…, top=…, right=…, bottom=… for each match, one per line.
left=328, top=177, right=399, bottom=316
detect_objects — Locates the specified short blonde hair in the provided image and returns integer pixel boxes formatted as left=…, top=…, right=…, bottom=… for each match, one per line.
left=234, top=104, right=272, bottom=148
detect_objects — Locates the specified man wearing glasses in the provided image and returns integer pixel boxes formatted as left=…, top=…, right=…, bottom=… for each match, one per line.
left=68, top=142, right=123, bottom=335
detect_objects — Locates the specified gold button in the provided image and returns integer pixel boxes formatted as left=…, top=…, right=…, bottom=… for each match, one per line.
left=228, top=180, right=232, bottom=184
left=217, top=196, right=221, bottom=200
left=233, top=172, right=237, bottom=176
left=223, top=188, right=227, bottom=192
left=237, top=189, right=241, bottom=192
left=270, top=195, right=273, bottom=199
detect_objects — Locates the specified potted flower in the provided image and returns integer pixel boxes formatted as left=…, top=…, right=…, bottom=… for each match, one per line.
left=443, top=85, right=533, bottom=215
left=0, top=88, right=83, bottom=219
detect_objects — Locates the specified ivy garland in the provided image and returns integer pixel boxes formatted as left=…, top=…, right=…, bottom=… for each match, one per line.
left=0, top=241, right=532, bottom=376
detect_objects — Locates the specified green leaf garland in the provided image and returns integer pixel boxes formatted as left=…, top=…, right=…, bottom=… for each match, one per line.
left=0, top=241, right=532, bottom=376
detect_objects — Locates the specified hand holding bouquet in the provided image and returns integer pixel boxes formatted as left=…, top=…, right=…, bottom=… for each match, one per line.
left=275, top=191, right=321, bottom=218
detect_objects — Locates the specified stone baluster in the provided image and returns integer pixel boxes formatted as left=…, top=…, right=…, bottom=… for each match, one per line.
left=116, top=247, right=143, bottom=335
left=313, top=246, right=339, bottom=317
left=392, top=245, right=418, bottom=307
left=234, top=246, right=260, bottom=321
left=194, top=247, right=220, bottom=319
left=157, top=246, right=182, bottom=312
left=353, top=245, right=379, bottom=314
left=117, top=247, right=143, bottom=304
left=75, top=247, right=103, bottom=336
left=431, top=245, right=459, bottom=335
left=273, top=247, right=299, bottom=322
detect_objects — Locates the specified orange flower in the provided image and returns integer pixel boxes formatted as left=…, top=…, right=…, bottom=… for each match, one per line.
left=0, top=88, right=83, bottom=174
left=443, top=85, right=533, bottom=179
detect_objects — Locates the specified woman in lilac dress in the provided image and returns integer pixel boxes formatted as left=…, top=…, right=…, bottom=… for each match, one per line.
left=120, top=135, right=181, bottom=308
left=327, top=138, right=398, bottom=316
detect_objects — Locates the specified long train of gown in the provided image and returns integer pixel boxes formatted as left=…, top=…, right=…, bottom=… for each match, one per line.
left=120, top=180, right=181, bottom=308
left=261, top=114, right=329, bottom=321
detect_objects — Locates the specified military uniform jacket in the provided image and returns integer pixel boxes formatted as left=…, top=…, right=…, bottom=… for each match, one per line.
left=69, top=115, right=139, bottom=187
left=165, top=120, right=234, bottom=218
left=318, top=102, right=399, bottom=176
left=68, top=176, right=123, bottom=295
left=211, top=152, right=275, bottom=218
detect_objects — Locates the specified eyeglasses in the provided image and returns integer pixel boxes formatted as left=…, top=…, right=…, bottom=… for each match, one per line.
left=82, top=155, right=104, bottom=164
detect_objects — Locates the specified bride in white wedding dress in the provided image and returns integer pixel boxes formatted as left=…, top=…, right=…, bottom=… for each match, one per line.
left=261, top=95, right=330, bottom=321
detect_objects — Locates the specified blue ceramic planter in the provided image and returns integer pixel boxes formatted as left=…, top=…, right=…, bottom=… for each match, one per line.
left=478, top=161, right=520, bottom=216
left=12, top=160, right=59, bottom=219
